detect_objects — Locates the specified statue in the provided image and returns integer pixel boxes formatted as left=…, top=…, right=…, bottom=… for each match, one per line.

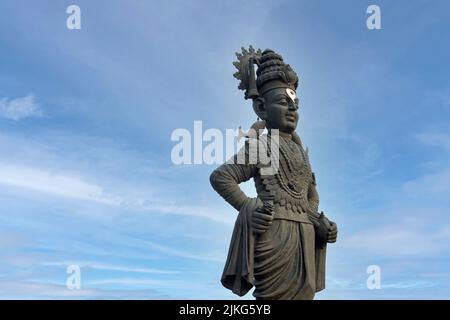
left=210, top=47, right=338, bottom=300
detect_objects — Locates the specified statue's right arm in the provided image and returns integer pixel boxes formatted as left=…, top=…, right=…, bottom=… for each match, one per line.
left=210, top=151, right=257, bottom=212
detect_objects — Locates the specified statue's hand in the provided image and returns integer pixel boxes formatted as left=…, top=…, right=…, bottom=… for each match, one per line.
left=327, top=221, right=338, bottom=243
left=252, top=207, right=273, bottom=234
left=315, top=214, right=338, bottom=246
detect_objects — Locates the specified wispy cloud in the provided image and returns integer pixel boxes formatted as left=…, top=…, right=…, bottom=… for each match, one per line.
left=340, top=220, right=450, bottom=257
left=326, top=278, right=437, bottom=291
left=0, top=163, right=122, bottom=205
left=141, top=239, right=224, bottom=262
left=416, top=132, right=450, bottom=152
left=0, top=94, right=41, bottom=121
left=402, top=167, right=450, bottom=195
left=42, top=261, right=179, bottom=275
left=137, top=202, right=234, bottom=225
left=0, top=161, right=233, bottom=224
left=381, top=281, right=437, bottom=290
left=403, top=131, right=450, bottom=195
left=86, top=278, right=188, bottom=288
left=104, top=234, right=224, bottom=262
left=0, top=281, right=172, bottom=299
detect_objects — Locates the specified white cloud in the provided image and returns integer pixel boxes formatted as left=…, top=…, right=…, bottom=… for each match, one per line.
left=86, top=278, right=187, bottom=288
left=402, top=168, right=450, bottom=195
left=325, top=278, right=436, bottom=291
left=115, top=236, right=224, bottom=262
left=0, top=161, right=233, bottom=224
left=340, top=220, right=450, bottom=257
left=42, top=261, right=179, bottom=274
left=416, top=132, right=450, bottom=152
left=0, top=95, right=41, bottom=121
left=139, top=201, right=234, bottom=225
left=0, top=281, right=172, bottom=299
left=0, top=163, right=122, bottom=205
left=381, top=281, right=436, bottom=290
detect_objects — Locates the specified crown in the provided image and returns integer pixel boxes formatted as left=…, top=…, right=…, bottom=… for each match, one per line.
left=233, top=46, right=299, bottom=100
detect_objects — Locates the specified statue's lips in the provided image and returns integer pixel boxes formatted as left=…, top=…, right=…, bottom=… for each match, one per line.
left=286, top=114, right=296, bottom=122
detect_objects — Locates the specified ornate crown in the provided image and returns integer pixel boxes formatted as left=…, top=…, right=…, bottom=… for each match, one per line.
left=233, top=46, right=299, bottom=100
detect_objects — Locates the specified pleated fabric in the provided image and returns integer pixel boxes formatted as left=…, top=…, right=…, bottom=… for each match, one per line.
left=253, top=219, right=316, bottom=300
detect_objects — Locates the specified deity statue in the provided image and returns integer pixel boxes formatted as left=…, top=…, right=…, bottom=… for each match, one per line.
left=210, top=47, right=338, bottom=300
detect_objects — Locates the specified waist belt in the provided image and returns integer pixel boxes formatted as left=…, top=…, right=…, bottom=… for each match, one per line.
left=273, top=207, right=312, bottom=224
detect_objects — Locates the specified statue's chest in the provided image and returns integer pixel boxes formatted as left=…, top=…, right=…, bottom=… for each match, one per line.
left=275, top=139, right=311, bottom=199
left=258, top=138, right=312, bottom=209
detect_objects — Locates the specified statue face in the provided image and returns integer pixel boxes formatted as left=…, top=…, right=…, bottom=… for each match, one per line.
left=263, top=87, right=299, bottom=133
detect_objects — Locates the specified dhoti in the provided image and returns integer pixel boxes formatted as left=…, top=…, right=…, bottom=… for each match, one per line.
left=253, top=219, right=316, bottom=300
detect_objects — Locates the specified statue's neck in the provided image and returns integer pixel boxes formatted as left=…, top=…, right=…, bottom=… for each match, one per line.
left=277, top=131, right=293, bottom=140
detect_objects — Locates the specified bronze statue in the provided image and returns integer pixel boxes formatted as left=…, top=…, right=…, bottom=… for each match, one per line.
left=210, top=47, right=338, bottom=300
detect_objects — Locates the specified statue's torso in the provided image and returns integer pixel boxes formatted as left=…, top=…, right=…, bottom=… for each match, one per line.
left=254, top=135, right=314, bottom=224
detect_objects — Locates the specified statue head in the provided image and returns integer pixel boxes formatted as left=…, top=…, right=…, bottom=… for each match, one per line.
left=253, top=86, right=299, bottom=134
left=234, top=47, right=300, bottom=134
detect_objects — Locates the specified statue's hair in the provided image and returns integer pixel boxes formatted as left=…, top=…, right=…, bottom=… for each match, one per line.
left=256, top=49, right=299, bottom=94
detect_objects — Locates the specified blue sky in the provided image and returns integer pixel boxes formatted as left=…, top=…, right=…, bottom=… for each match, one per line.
left=1, top=0, right=450, bottom=299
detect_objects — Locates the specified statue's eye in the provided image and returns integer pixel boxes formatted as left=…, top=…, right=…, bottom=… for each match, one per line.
left=278, top=99, right=288, bottom=106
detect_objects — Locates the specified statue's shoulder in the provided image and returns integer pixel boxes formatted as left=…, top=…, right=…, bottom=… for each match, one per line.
left=231, top=135, right=270, bottom=168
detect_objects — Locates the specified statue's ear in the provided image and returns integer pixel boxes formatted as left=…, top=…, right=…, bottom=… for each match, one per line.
left=252, top=97, right=267, bottom=120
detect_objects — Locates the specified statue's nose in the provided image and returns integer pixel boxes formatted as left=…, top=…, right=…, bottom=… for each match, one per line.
left=288, top=101, right=298, bottom=111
